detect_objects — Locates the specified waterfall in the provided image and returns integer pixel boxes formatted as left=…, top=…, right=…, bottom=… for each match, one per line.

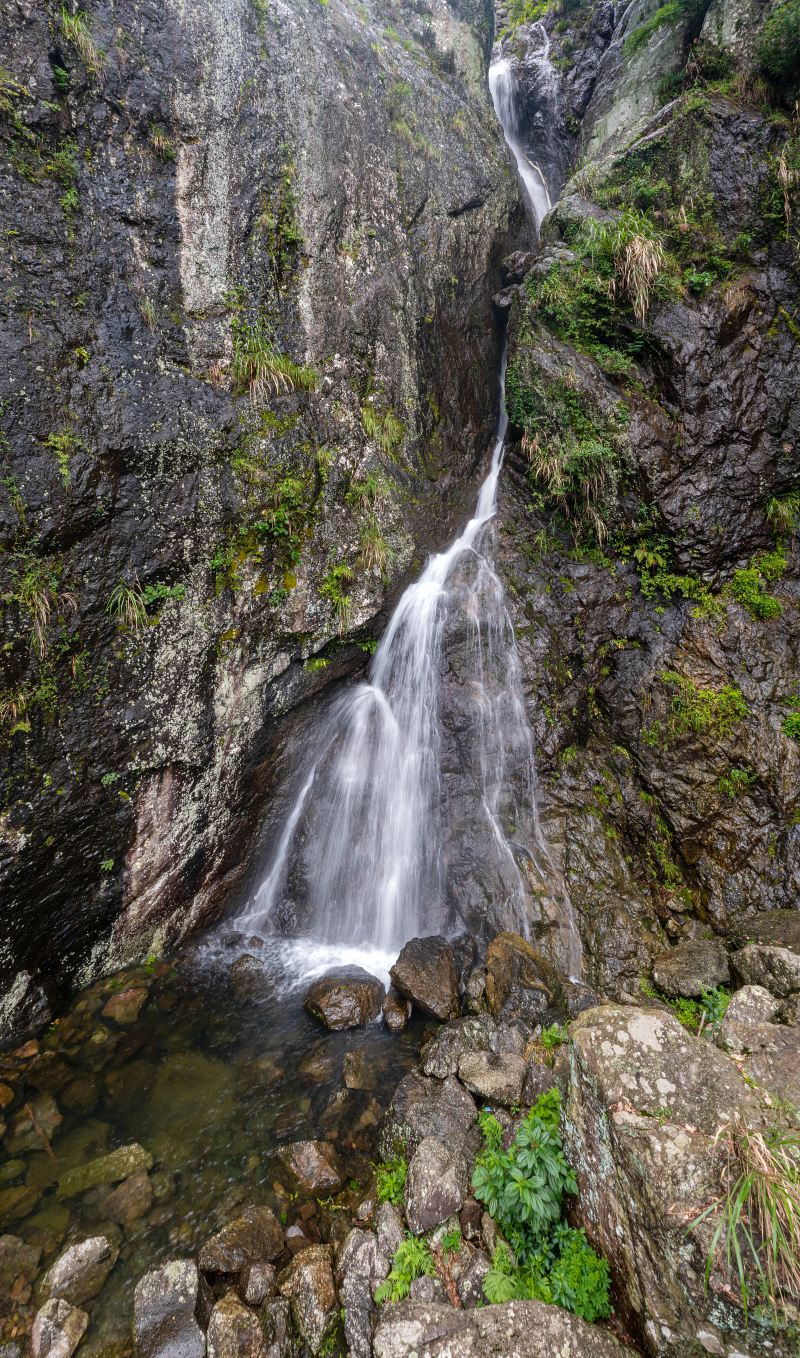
left=489, top=25, right=555, bottom=228
left=234, top=45, right=582, bottom=982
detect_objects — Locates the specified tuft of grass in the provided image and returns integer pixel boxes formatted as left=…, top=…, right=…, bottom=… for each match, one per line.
left=358, top=514, right=388, bottom=574
left=584, top=211, right=666, bottom=324
left=361, top=402, right=405, bottom=457
left=231, top=316, right=318, bottom=401
left=320, top=563, right=354, bottom=632
left=106, top=578, right=147, bottom=632
left=59, top=6, right=105, bottom=77
left=149, top=124, right=175, bottom=160
left=658, top=671, right=748, bottom=741
left=767, top=491, right=800, bottom=537
left=693, top=1123, right=800, bottom=1318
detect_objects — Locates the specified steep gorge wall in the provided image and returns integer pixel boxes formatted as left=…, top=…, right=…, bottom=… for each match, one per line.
left=0, top=0, right=520, bottom=1036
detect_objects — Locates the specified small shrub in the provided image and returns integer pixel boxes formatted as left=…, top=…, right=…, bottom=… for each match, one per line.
left=767, top=491, right=800, bottom=537
left=374, top=1236, right=435, bottom=1304
left=375, top=1157, right=407, bottom=1206
left=729, top=568, right=782, bottom=620
left=756, top=0, right=800, bottom=90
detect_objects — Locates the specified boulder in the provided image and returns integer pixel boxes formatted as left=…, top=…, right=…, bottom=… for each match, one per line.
left=199, top=1206, right=283, bottom=1275
left=457, top=1051, right=527, bottom=1107
left=207, top=1290, right=266, bottom=1358
left=405, top=1138, right=469, bottom=1234
left=457, top=1250, right=491, bottom=1308
left=40, top=1235, right=118, bottom=1306
left=373, top=1298, right=639, bottom=1356
left=521, top=1060, right=559, bottom=1106
left=651, top=939, right=730, bottom=998
left=382, top=988, right=412, bottom=1033
left=484, top=933, right=565, bottom=1025
left=133, top=1258, right=207, bottom=1358
left=304, top=968, right=385, bottom=1030
left=278, top=1244, right=339, bottom=1356
left=58, top=1143, right=153, bottom=1198
left=7, top=1092, right=62, bottom=1154
left=31, top=1299, right=88, bottom=1358
left=390, top=937, right=460, bottom=1021
left=98, top=1170, right=153, bottom=1226
left=262, top=1297, right=292, bottom=1358
left=420, top=1016, right=496, bottom=1079
left=337, top=1228, right=390, bottom=1358
left=717, top=985, right=780, bottom=1052
left=0, top=1233, right=41, bottom=1302
left=277, top=1141, right=341, bottom=1195
left=379, top=1071, right=478, bottom=1161
left=729, top=1021, right=800, bottom=1108
left=732, top=944, right=800, bottom=997
left=374, top=1202, right=404, bottom=1259
left=564, top=1005, right=771, bottom=1357
left=464, top=965, right=487, bottom=1014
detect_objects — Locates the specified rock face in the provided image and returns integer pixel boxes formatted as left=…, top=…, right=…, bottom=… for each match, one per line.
left=373, top=1298, right=639, bottom=1357
left=304, top=969, right=385, bottom=1030
left=389, top=937, right=461, bottom=1021
left=0, top=0, right=518, bottom=1037
left=484, top=932, right=564, bottom=1024
left=563, top=1005, right=790, bottom=1356
left=133, top=1258, right=207, bottom=1358
left=651, top=939, right=731, bottom=998
left=404, top=1137, right=470, bottom=1234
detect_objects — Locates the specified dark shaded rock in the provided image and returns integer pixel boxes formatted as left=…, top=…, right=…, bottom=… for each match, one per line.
left=0, top=1234, right=42, bottom=1301
left=457, top=1250, right=491, bottom=1308
left=408, top=1275, right=447, bottom=1303
left=0, top=1184, right=39, bottom=1228
left=521, top=1060, right=559, bottom=1106
left=379, top=1071, right=478, bottom=1161
left=58, top=1143, right=153, bottom=1198
left=652, top=939, right=730, bottom=998
left=451, top=933, right=478, bottom=993
left=484, top=933, right=565, bottom=1024
left=457, top=1050, right=527, bottom=1107
left=304, top=969, right=385, bottom=1031
left=278, top=1244, right=338, bottom=1356
left=207, top=1290, right=265, bottom=1358
left=390, top=937, right=460, bottom=1021
left=382, top=988, right=412, bottom=1034
left=7, top=1091, right=62, bottom=1153
left=343, top=1050, right=376, bottom=1091
left=262, top=1297, right=292, bottom=1358
left=782, top=993, right=800, bottom=1026
left=31, top=1298, right=88, bottom=1358
left=277, top=1141, right=341, bottom=1196
left=464, top=965, right=488, bottom=1014
left=199, top=1206, right=283, bottom=1275
left=373, top=1298, right=639, bottom=1356
left=238, top=1261, right=275, bottom=1307
left=459, top=1197, right=483, bottom=1242
left=731, top=910, right=800, bottom=952
left=564, top=980, right=603, bottom=1016
left=133, top=1259, right=207, bottom=1358
left=420, top=1016, right=496, bottom=1079
left=98, top=1170, right=153, bottom=1227
left=40, top=1235, right=118, bottom=1306
left=732, top=944, right=800, bottom=998
left=405, top=1137, right=469, bottom=1234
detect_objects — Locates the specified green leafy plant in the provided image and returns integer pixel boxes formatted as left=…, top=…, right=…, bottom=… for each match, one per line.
left=540, top=1023, right=567, bottom=1051
left=717, top=766, right=755, bottom=799
left=44, top=428, right=79, bottom=487
left=699, top=985, right=731, bottom=1031
left=440, top=1226, right=461, bottom=1257
left=374, top=1236, right=435, bottom=1304
left=756, top=0, right=800, bottom=90
left=658, top=671, right=748, bottom=741
left=320, top=563, right=354, bottom=632
left=782, top=695, right=800, bottom=740
left=729, top=549, right=784, bottom=619
left=375, top=1157, right=407, bottom=1206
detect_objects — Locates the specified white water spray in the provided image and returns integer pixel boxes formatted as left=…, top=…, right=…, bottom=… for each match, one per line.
left=489, top=26, right=553, bottom=228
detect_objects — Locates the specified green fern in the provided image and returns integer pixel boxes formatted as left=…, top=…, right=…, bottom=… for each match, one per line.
left=374, top=1236, right=435, bottom=1304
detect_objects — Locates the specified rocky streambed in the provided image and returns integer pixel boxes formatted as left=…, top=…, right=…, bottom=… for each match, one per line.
left=2, top=923, right=799, bottom=1357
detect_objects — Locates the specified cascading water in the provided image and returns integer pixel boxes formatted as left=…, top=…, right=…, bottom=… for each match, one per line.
left=234, top=40, right=582, bottom=983
left=489, top=23, right=555, bottom=228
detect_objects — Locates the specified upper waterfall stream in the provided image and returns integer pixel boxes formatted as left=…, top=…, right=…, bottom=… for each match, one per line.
left=233, top=44, right=581, bottom=983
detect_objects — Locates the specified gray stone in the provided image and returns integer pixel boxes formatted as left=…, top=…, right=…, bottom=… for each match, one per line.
left=407, top=1275, right=446, bottom=1303
left=278, top=1244, right=338, bottom=1356
left=457, top=1050, right=527, bottom=1107
left=374, top=1202, right=405, bottom=1260
left=732, top=944, right=800, bottom=998
left=420, top=1016, right=497, bottom=1079
left=457, top=1250, right=491, bottom=1308
left=390, top=937, right=460, bottom=1021
left=373, top=1298, right=639, bottom=1356
left=199, top=1206, right=283, bottom=1274
left=732, top=910, right=800, bottom=952
left=238, top=1261, right=275, bottom=1307
left=98, top=1170, right=153, bottom=1226
left=652, top=939, right=730, bottom=998
left=40, top=1235, right=118, bottom=1306
left=521, top=1060, right=559, bottom=1106
left=337, top=1229, right=389, bottom=1358
left=31, top=1299, right=88, bottom=1358
left=207, top=1290, right=266, bottom=1358
left=133, top=1258, right=207, bottom=1358
left=718, top=985, right=780, bottom=1053
left=379, top=1071, right=478, bottom=1161
left=405, top=1137, right=470, bottom=1234
left=304, top=969, right=385, bottom=1030
left=277, top=1140, right=341, bottom=1195
left=262, top=1297, right=292, bottom=1358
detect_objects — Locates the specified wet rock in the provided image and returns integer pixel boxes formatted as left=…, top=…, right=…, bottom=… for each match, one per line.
left=343, top=1050, right=377, bottom=1091
left=298, top=1043, right=337, bottom=1082
left=133, top=1258, right=207, bottom=1358
left=101, top=988, right=149, bottom=1025
left=98, top=1170, right=153, bottom=1227
left=58, top=1143, right=153, bottom=1198
left=451, top=933, right=478, bottom=993
left=337, top=1228, right=389, bottom=1358
left=374, top=1202, right=405, bottom=1259
left=238, top=1261, right=275, bottom=1307
left=405, top=1137, right=469, bottom=1234
left=484, top=933, right=565, bottom=1025
left=457, top=1249, right=491, bottom=1307
left=565, top=1005, right=763, bottom=1355
left=390, top=937, right=460, bottom=1021
left=278, top=1244, right=338, bottom=1356
left=0, top=1233, right=41, bottom=1301
left=379, top=1071, right=478, bottom=1161
left=457, top=1050, right=527, bottom=1107
left=0, top=1183, right=39, bottom=1227
left=31, top=1298, right=89, bottom=1358
left=262, top=1297, right=292, bottom=1358
left=278, top=1141, right=341, bottom=1195
left=373, top=1298, right=638, bottom=1356
left=731, top=909, right=800, bottom=952
left=382, top=989, right=412, bottom=1034
left=464, top=965, right=487, bottom=1014
left=304, top=969, right=385, bottom=1030
left=0, top=1159, right=25, bottom=1188
left=0, top=1083, right=14, bottom=1109
left=732, top=944, right=800, bottom=997
left=420, top=1016, right=496, bottom=1079
left=7, top=1091, right=62, bottom=1153
left=199, top=1205, right=284, bottom=1275
left=40, top=1235, right=119, bottom=1306
left=651, top=939, right=730, bottom=998
left=521, top=1060, right=559, bottom=1106
left=207, top=1290, right=265, bottom=1358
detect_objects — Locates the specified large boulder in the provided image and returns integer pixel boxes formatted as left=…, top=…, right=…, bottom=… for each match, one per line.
left=419, top=1016, right=497, bottom=1079
left=278, top=1244, right=339, bottom=1356
left=484, top=933, right=565, bottom=1025
left=379, top=1071, right=478, bottom=1161
left=732, top=944, right=800, bottom=997
left=390, top=937, right=460, bottom=1021
left=133, top=1258, right=207, bottom=1358
left=277, top=1141, right=341, bottom=1195
left=404, top=1137, right=470, bottom=1235
left=457, top=1051, right=527, bottom=1107
left=651, top=939, right=730, bottom=998
left=563, top=1005, right=788, bottom=1357
left=199, top=1206, right=283, bottom=1276
left=207, top=1290, right=266, bottom=1358
left=31, top=1298, right=88, bottom=1358
left=40, top=1235, right=118, bottom=1306
left=373, top=1298, right=639, bottom=1356
left=731, top=910, right=800, bottom=952
left=304, top=969, right=385, bottom=1030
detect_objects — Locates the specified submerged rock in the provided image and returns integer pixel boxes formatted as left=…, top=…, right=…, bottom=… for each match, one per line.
left=58, top=1143, right=153, bottom=1198
left=31, top=1298, right=88, bottom=1358
left=0, top=1233, right=41, bottom=1301
left=278, top=1244, right=339, bottom=1356
left=390, top=937, right=460, bottom=1021
left=304, top=969, right=385, bottom=1030
left=373, top=1298, right=638, bottom=1356
left=133, top=1259, right=207, bottom=1358
left=404, top=1137, right=469, bottom=1234
left=732, top=943, right=800, bottom=997
left=101, top=987, right=149, bottom=1025
left=98, top=1170, right=153, bottom=1227
left=199, top=1205, right=283, bottom=1275
left=278, top=1141, right=341, bottom=1195
left=40, top=1235, right=118, bottom=1306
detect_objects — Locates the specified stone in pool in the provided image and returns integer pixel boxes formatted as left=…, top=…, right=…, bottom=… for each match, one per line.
left=58, top=1143, right=153, bottom=1198
left=133, top=1259, right=206, bottom=1358
left=40, top=1234, right=119, bottom=1306
left=389, top=936, right=460, bottom=1021
left=278, top=1140, right=341, bottom=1194
left=32, top=1297, right=88, bottom=1358
left=199, top=1205, right=283, bottom=1275
left=304, top=968, right=385, bottom=1030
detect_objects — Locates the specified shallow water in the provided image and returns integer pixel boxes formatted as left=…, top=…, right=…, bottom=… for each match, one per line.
left=0, top=941, right=426, bottom=1354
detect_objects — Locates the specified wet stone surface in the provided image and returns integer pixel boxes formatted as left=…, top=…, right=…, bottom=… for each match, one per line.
left=0, top=947, right=425, bottom=1354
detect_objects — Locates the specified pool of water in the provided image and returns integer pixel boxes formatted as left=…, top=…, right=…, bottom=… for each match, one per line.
left=0, top=935, right=427, bottom=1355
